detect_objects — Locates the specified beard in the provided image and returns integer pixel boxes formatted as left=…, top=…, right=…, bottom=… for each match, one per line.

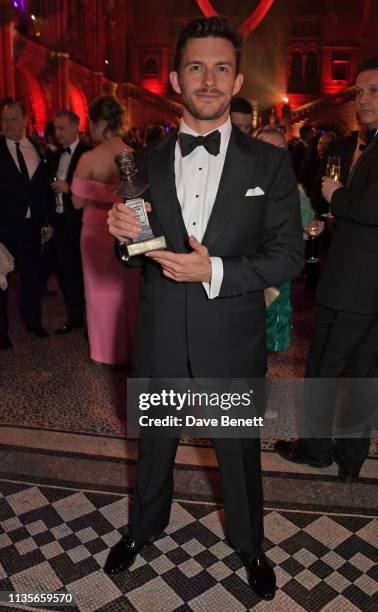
left=181, top=88, right=230, bottom=121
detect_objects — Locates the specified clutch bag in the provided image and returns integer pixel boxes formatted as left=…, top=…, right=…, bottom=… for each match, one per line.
left=264, top=286, right=280, bottom=308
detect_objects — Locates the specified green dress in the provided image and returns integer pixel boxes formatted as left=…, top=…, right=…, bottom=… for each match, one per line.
left=266, top=185, right=310, bottom=352
left=266, top=280, right=292, bottom=352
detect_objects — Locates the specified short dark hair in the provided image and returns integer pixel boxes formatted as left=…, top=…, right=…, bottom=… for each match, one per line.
left=89, top=95, right=126, bottom=136
left=55, top=109, right=80, bottom=126
left=230, top=96, right=252, bottom=114
left=299, top=124, right=314, bottom=139
left=357, top=57, right=378, bottom=75
left=2, top=99, right=27, bottom=117
left=173, top=17, right=242, bottom=73
left=144, top=124, right=165, bottom=146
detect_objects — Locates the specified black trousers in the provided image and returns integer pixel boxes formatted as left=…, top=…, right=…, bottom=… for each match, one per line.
left=53, top=214, right=84, bottom=324
left=0, top=221, right=42, bottom=334
left=130, top=363, right=265, bottom=556
left=301, top=305, right=378, bottom=471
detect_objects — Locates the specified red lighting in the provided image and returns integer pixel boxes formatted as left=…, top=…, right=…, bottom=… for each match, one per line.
left=195, top=0, right=275, bottom=38
left=142, top=79, right=166, bottom=96
left=195, top=0, right=217, bottom=17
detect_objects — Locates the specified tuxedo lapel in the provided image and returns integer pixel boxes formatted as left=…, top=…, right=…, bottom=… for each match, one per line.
left=27, top=137, right=47, bottom=183
left=347, top=138, right=378, bottom=186
left=147, top=131, right=189, bottom=253
left=0, top=135, right=26, bottom=179
left=202, top=127, right=260, bottom=251
left=66, top=143, right=85, bottom=183
left=342, top=134, right=357, bottom=183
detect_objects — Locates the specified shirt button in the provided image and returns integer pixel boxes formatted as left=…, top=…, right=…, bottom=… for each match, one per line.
left=199, top=167, right=202, bottom=171
left=193, top=222, right=196, bottom=225
left=195, top=195, right=199, bottom=198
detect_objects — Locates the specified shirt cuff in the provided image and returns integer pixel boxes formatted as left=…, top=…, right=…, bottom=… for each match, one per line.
left=202, top=256, right=223, bottom=299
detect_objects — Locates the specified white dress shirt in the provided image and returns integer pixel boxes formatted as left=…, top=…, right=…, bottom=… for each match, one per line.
left=55, top=138, right=80, bottom=213
left=6, top=137, right=41, bottom=218
left=175, top=118, right=231, bottom=299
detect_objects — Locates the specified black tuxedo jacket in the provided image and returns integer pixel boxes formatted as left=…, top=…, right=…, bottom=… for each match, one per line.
left=0, top=135, right=50, bottom=231
left=291, top=140, right=307, bottom=178
left=50, top=141, right=92, bottom=233
left=118, top=127, right=304, bottom=377
left=311, top=133, right=358, bottom=217
left=316, top=138, right=378, bottom=314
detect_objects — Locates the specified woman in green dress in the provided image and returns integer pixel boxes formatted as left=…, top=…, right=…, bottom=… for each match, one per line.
left=254, top=127, right=323, bottom=352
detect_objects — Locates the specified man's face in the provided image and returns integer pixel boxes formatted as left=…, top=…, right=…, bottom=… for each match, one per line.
left=170, top=36, right=243, bottom=123
left=355, top=69, right=378, bottom=129
left=230, top=111, right=251, bottom=134
left=317, top=134, right=334, bottom=158
left=54, top=116, right=79, bottom=146
left=1, top=105, right=27, bottom=141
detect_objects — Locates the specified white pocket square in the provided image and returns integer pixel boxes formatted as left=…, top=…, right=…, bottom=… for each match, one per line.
left=245, top=187, right=265, bottom=196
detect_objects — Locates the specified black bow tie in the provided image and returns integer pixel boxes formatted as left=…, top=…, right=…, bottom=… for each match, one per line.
left=179, top=130, right=221, bottom=157
left=366, top=128, right=378, bottom=146
left=62, top=147, right=71, bottom=154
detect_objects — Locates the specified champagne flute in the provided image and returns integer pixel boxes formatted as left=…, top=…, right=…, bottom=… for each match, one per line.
left=326, top=155, right=341, bottom=182
left=323, top=155, right=341, bottom=217
left=305, top=219, right=320, bottom=263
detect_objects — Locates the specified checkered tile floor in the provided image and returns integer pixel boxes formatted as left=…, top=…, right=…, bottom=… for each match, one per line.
left=0, top=479, right=377, bottom=611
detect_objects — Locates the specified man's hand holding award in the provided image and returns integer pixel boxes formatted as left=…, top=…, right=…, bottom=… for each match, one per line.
left=111, top=149, right=166, bottom=260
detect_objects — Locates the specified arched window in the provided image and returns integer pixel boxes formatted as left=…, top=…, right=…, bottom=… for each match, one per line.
left=289, top=51, right=303, bottom=91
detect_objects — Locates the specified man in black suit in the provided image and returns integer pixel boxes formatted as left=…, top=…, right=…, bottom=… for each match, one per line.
left=311, top=116, right=368, bottom=218
left=230, top=96, right=252, bottom=135
left=51, top=110, right=91, bottom=334
left=275, top=57, right=378, bottom=481
left=291, top=123, right=315, bottom=179
left=0, top=101, right=51, bottom=349
left=105, top=17, right=304, bottom=600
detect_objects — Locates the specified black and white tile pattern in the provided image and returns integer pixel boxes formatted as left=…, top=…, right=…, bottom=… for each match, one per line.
left=0, top=479, right=376, bottom=611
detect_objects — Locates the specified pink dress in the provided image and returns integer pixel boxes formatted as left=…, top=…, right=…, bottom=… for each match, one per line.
left=72, top=177, right=140, bottom=364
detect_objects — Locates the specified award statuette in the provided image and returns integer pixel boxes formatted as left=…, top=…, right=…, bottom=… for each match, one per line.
left=114, top=148, right=166, bottom=259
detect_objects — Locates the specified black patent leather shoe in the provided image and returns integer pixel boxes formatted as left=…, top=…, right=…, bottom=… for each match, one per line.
left=240, top=552, right=276, bottom=600
left=0, top=334, right=13, bottom=350
left=334, top=452, right=360, bottom=482
left=26, top=325, right=49, bottom=338
left=104, top=534, right=148, bottom=575
left=55, top=320, right=84, bottom=335
left=274, top=439, right=333, bottom=468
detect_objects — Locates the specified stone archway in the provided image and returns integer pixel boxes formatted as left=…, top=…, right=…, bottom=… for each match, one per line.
left=15, top=65, right=47, bottom=134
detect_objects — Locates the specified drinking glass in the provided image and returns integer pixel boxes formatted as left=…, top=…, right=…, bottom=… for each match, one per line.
left=305, top=219, right=320, bottom=263
left=322, top=155, right=341, bottom=217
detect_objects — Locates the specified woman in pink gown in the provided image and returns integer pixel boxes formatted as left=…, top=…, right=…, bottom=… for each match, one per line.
left=72, top=96, right=139, bottom=364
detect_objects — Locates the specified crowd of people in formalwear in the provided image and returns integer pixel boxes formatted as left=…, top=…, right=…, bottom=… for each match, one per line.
left=0, top=18, right=377, bottom=600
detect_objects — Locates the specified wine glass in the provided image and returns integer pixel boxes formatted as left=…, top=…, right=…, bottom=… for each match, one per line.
left=323, top=155, right=341, bottom=218
left=305, top=219, right=320, bottom=263
left=326, top=155, right=341, bottom=182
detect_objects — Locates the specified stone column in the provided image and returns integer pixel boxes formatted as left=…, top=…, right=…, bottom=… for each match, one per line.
left=49, top=0, right=69, bottom=112
left=91, top=71, right=104, bottom=100
left=51, top=51, right=70, bottom=111
left=0, top=20, right=15, bottom=99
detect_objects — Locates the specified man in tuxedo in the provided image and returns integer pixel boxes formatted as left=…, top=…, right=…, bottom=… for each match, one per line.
left=291, top=123, right=315, bottom=178
left=106, top=17, right=303, bottom=600
left=51, top=110, right=91, bottom=334
left=0, top=101, right=50, bottom=349
left=311, top=115, right=368, bottom=218
left=275, top=57, right=378, bottom=481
